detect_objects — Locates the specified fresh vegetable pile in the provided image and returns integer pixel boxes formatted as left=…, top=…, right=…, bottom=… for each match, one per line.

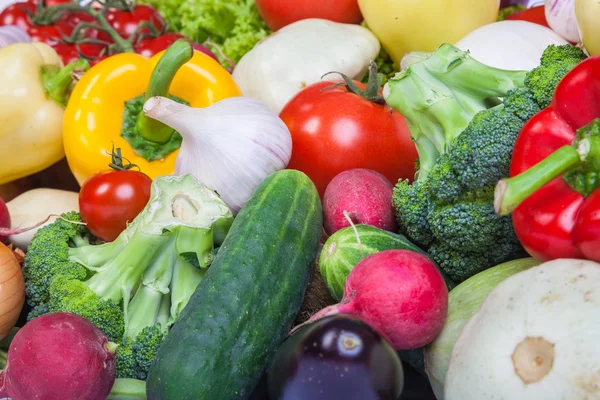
left=0, top=0, right=599, bottom=399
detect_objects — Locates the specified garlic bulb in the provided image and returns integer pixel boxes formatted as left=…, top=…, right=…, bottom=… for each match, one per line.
left=143, top=96, right=292, bottom=213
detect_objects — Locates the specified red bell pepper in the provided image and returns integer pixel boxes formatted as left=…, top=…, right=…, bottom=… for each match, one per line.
left=494, top=55, right=600, bottom=262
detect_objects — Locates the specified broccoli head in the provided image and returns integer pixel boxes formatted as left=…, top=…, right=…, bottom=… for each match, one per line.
left=23, top=174, right=234, bottom=379
left=387, top=44, right=587, bottom=281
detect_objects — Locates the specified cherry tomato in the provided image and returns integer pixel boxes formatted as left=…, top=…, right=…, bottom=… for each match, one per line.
left=505, top=6, right=549, bottom=27
left=51, top=42, right=107, bottom=65
left=105, top=5, right=164, bottom=40
left=57, top=10, right=106, bottom=41
left=79, top=170, right=152, bottom=242
left=27, top=24, right=68, bottom=44
left=0, top=2, right=36, bottom=31
left=280, top=81, right=418, bottom=197
left=255, top=0, right=362, bottom=31
left=134, top=32, right=219, bottom=62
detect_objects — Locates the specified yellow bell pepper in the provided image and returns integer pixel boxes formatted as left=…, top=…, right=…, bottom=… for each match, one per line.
left=575, top=0, right=600, bottom=56
left=0, top=43, right=87, bottom=185
left=63, top=39, right=241, bottom=185
left=358, top=0, right=500, bottom=66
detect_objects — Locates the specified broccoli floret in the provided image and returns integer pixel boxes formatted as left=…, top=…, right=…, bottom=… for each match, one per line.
left=116, top=344, right=137, bottom=379
left=428, top=235, right=523, bottom=282
left=384, top=43, right=527, bottom=179
left=48, top=276, right=124, bottom=341
left=525, top=44, right=587, bottom=106
left=387, top=44, right=587, bottom=281
left=117, top=324, right=167, bottom=380
left=428, top=189, right=514, bottom=252
left=23, top=174, right=233, bottom=380
left=22, top=212, right=90, bottom=312
left=392, top=180, right=434, bottom=246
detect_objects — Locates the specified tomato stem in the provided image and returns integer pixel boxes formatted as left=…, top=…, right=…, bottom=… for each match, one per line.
left=321, top=62, right=386, bottom=105
left=136, top=39, right=194, bottom=144
left=88, top=7, right=134, bottom=53
left=106, top=144, right=140, bottom=171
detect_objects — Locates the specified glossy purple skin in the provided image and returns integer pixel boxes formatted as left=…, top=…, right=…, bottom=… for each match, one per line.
left=267, top=315, right=404, bottom=400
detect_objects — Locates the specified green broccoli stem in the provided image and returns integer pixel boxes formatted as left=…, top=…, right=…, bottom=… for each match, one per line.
left=83, top=230, right=171, bottom=304
left=136, top=39, right=194, bottom=144
left=69, top=236, right=128, bottom=270
left=126, top=287, right=169, bottom=341
left=108, top=379, right=146, bottom=400
left=175, top=225, right=215, bottom=269
left=169, top=257, right=205, bottom=325
left=494, top=145, right=586, bottom=216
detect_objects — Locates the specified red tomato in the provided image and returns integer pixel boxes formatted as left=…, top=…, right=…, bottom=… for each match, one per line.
left=255, top=0, right=362, bottom=30
left=105, top=4, right=164, bottom=40
left=505, top=6, right=549, bottom=27
left=280, top=81, right=418, bottom=197
left=27, top=24, right=68, bottom=43
left=0, top=2, right=36, bottom=31
left=50, top=42, right=107, bottom=65
left=57, top=10, right=106, bottom=41
left=79, top=170, right=152, bottom=242
left=134, top=32, right=219, bottom=62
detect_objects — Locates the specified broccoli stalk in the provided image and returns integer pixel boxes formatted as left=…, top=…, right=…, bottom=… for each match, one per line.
left=496, top=119, right=600, bottom=215
left=24, top=174, right=234, bottom=380
left=384, top=43, right=527, bottom=179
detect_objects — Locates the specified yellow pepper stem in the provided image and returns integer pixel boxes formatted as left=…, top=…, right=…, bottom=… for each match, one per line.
left=136, top=39, right=194, bottom=144
left=41, top=59, right=90, bottom=108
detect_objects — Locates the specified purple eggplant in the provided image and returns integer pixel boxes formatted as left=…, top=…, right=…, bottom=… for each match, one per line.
left=267, top=315, right=404, bottom=400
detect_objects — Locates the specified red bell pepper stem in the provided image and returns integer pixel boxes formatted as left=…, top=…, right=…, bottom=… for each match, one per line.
left=494, top=145, right=583, bottom=216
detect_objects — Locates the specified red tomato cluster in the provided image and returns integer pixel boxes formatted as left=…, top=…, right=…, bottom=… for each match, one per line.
left=0, top=1, right=218, bottom=65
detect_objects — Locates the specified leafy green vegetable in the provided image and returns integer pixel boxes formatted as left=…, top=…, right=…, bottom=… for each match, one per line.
left=423, top=258, right=540, bottom=399
left=139, top=0, right=270, bottom=68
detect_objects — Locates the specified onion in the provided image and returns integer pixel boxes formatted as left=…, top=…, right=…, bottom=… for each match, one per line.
left=0, top=244, right=24, bottom=340
left=0, top=26, right=31, bottom=49
left=544, top=0, right=580, bottom=42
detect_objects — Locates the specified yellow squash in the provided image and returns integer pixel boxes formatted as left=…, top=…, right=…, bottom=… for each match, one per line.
left=63, top=43, right=241, bottom=185
left=358, top=0, right=500, bottom=66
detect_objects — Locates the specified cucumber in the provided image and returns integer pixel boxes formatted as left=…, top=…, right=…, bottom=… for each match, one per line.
left=147, top=170, right=323, bottom=400
left=319, top=224, right=456, bottom=301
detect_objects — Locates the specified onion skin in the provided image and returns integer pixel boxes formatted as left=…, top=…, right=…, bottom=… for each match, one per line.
left=0, top=243, right=24, bottom=340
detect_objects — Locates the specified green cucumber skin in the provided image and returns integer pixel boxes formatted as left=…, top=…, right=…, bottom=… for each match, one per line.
left=147, top=170, right=323, bottom=400
left=319, top=225, right=456, bottom=301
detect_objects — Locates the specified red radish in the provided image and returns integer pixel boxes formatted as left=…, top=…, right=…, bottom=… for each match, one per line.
left=323, top=168, right=397, bottom=235
left=308, top=250, right=448, bottom=350
left=0, top=313, right=116, bottom=400
left=0, top=198, right=9, bottom=244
